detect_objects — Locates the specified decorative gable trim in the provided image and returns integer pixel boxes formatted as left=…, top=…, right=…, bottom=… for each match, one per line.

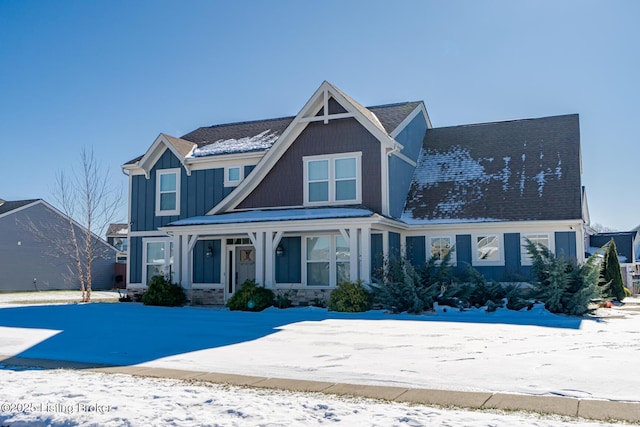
left=125, top=133, right=196, bottom=179
left=208, top=81, right=400, bottom=215
left=390, top=102, right=432, bottom=138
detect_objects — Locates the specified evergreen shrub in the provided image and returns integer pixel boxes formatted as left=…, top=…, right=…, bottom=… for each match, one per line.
left=142, top=275, right=187, bottom=307
left=226, top=279, right=274, bottom=311
left=328, top=281, right=372, bottom=312
left=601, top=239, right=627, bottom=301
left=274, top=291, right=293, bottom=309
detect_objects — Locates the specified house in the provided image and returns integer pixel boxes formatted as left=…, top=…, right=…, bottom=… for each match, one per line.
left=122, top=81, right=589, bottom=305
left=106, top=223, right=128, bottom=288
left=589, top=231, right=640, bottom=294
left=0, top=199, right=118, bottom=292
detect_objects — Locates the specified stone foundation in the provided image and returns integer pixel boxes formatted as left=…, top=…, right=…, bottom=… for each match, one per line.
left=126, top=287, right=145, bottom=302
left=275, top=288, right=332, bottom=307
left=187, top=288, right=225, bottom=305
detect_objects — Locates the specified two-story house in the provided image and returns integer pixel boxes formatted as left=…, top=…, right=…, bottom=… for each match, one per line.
left=122, top=81, right=589, bottom=304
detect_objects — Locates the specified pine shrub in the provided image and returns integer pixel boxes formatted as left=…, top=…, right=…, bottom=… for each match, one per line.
left=524, top=238, right=602, bottom=316
left=601, top=239, right=627, bottom=301
left=226, top=279, right=274, bottom=311
left=142, top=275, right=187, bottom=307
left=328, top=281, right=372, bottom=312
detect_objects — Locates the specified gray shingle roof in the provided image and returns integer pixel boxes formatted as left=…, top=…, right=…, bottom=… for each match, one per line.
left=124, top=101, right=421, bottom=165
left=0, top=199, right=39, bottom=216
left=402, top=114, right=582, bottom=223
left=106, top=223, right=128, bottom=236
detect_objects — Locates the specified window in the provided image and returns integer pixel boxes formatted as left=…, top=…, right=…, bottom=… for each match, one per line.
left=521, top=233, right=551, bottom=266
left=306, top=236, right=330, bottom=286
left=304, top=153, right=361, bottom=205
left=474, top=234, right=502, bottom=265
left=305, top=235, right=351, bottom=287
left=155, top=169, right=180, bottom=216
left=224, top=166, right=243, bottom=187
left=143, top=238, right=174, bottom=285
left=430, top=236, right=455, bottom=264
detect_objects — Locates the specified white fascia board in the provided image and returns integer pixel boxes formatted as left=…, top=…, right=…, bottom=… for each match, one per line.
left=390, top=103, right=431, bottom=138
left=128, top=230, right=172, bottom=237
left=185, top=152, right=264, bottom=172
left=390, top=150, right=417, bottom=167
left=137, top=134, right=195, bottom=178
left=159, top=215, right=397, bottom=236
left=404, top=219, right=585, bottom=234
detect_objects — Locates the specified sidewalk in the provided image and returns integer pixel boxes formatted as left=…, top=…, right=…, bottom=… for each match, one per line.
left=1, top=355, right=638, bottom=423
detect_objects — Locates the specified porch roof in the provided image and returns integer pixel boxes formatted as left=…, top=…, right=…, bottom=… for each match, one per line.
left=167, top=207, right=376, bottom=227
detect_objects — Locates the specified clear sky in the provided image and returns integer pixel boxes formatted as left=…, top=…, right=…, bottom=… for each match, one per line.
left=1, top=0, right=638, bottom=231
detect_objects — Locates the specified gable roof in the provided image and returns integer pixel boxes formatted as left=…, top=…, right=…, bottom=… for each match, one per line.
left=123, top=91, right=421, bottom=167
left=402, top=114, right=583, bottom=224
left=0, top=199, right=39, bottom=217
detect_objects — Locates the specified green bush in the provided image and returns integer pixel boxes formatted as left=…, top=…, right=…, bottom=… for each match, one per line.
left=274, top=291, right=293, bottom=309
left=226, top=280, right=274, bottom=311
left=142, top=275, right=187, bottom=307
left=328, top=281, right=372, bottom=312
left=601, top=239, right=627, bottom=301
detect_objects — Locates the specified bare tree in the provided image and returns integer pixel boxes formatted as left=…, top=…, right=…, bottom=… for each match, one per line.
left=591, top=223, right=618, bottom=233
left=53, top=147, right=123, bottom=302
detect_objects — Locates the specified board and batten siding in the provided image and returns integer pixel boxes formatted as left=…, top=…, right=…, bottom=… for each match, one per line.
left=237, top=118, right=383, bottom=213
left=275, top=237, right=302, bottom=284
left=130, top=149, right=233, bottom=233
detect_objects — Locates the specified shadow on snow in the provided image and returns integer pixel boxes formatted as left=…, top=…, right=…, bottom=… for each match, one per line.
left=0, top=302, right=587, bottom=371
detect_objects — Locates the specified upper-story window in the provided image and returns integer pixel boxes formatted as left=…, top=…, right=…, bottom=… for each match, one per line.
left=155, top=168, right=180, bottom=216
left=225, top=166, right=243, bottom=187
left=303, top=152, right=361, bottom=205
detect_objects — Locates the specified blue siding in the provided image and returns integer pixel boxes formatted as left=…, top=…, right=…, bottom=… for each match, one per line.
left=129, top=236, right=142, bottom=284
left=389, top=232, right=401, bottom=262
left=193, top=240, right=221, bottom=283
left=555, top=231, right=577, bottom=260
left=130, top=150, right=227, bottom=232
left=276, top=237, right=302, bottom=283
left=406, top=236, right=426, bottom=268
left=388, top=156, right=416, bottom=218
left=455, top=235, right=472, bottom=277
left=371, top=233, right=383, bottom=279
left=504, top=233, right=521, bottom=275
left=387, top=112, right=428, bottom=219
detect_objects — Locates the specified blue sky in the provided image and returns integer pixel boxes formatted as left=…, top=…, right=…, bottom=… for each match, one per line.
left=1, top=0, right=638, bottom=231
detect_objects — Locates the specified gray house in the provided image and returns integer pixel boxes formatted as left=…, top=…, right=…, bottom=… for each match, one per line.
left=122, top=81, right=589, bottom=305
left=0, top=199, right=117, bottom=292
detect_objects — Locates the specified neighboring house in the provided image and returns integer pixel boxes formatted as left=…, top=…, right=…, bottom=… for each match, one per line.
left=106, top=223, right=128, bottom=288
left=589, top=231, right=640, bottom=294
left=0, top=198, right=117, bottom=292
left=122, top=81, right=589, bottom=304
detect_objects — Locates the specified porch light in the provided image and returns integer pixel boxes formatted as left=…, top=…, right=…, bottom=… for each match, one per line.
left=206, top=245, right=214, bottom=258
left=276, top=245, right=284, bottom=257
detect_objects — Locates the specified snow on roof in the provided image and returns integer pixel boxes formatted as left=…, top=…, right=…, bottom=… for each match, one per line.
left=167, top=208, right=375, bottom=227
left=188, top=130, right=279, bottom=158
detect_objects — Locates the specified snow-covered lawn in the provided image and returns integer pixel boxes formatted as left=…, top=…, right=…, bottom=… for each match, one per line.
left=0, top=299, right=638, bottom=425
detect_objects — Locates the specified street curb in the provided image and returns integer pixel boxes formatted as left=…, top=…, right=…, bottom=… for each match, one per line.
left=1, top=355, right=638, bottom=423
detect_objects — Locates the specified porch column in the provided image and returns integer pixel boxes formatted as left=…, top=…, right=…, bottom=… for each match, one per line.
left=360, top=226, right=371, bottom=283
left=265, top=231, right=283, bottom=289
left=349, top=227, right=358, bottom=282
left=180, top=234, right=191, bottom=289
left=249, top=231, right=265, bottom=286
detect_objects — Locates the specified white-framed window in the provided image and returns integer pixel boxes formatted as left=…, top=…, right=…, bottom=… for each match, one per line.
left=155, top=168, right=180, bottom=216
left=303, top=152, right=361, bottom=205
left=429, top=236, right=456, bottom=265
left=142, top=237, right=174, bottom=285
left=521, top=233, right=552, bottom=266
left=473, top=234, right=503, bottom=265
left=224, top=166, right=244, bottom=187
left=304, top=234, right=351, bottom=287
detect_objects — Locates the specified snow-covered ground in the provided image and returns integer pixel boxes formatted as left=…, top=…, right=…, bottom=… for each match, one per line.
left=0, top=368, right=623, bottom=427
left=0, top=299, right=638, bottom=425
left=0, top=290, right=120, bottom=305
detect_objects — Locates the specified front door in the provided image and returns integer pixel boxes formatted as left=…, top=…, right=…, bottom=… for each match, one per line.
left=227, top=245, right=256, bottom=297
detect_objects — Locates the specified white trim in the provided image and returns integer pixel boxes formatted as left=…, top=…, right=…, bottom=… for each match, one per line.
left=128, top=230, right=171, bottom=237
left=303, top=233, right=351, bottom=287
left=389, top=103, right=432, bottom=138
left=224, top=165, right=244, bottom=187
left=391, top=150, right=417, bottom=167
left=427, top=235, right=457, bottom=266
left=155, top=168, right=181, bottom=216
left=472, top=233, right=504, bottom=266
left=521, top=233, right=554, bottom=266
left=208, top=81, right=396, bottom=215
left=141, top=237, right=174, bottom=286
left=303, top=152, right=362, bottom=206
